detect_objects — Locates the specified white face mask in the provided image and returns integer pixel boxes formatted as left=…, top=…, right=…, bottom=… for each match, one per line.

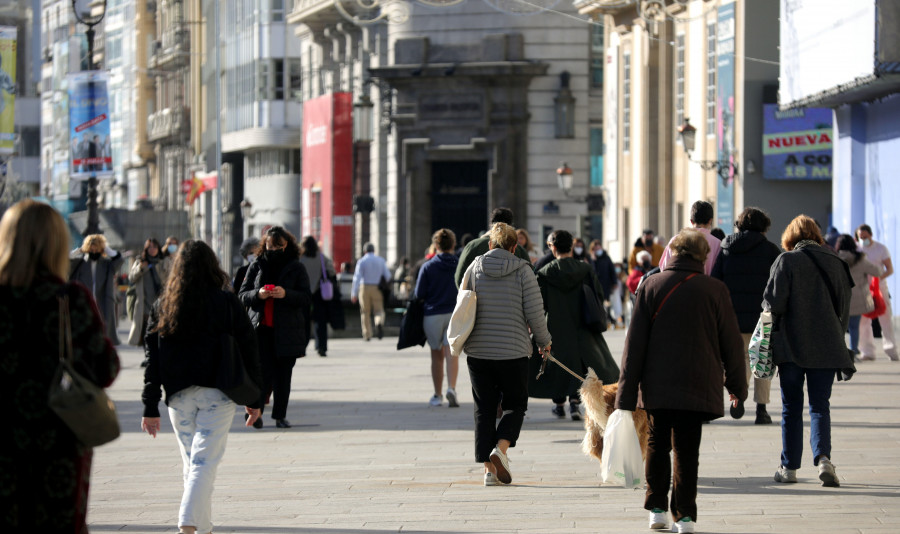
left=594, top=249, right=604, bottom=257
left=246, top=254, right=256, bottom=263
left=573, top=246, right=584, bottom=256
left=167, top=244, right=178, bottom=254
left=861, top=238, right=872, bottom=247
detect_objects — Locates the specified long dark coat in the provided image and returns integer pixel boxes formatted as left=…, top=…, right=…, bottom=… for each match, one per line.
left=0, top=275, right=120, bottom=533
left=615, top=256, right=747, bottom=418
left=239, top=256, right=311, bottom=359
left=529, top=257, right=620, bottom=399
left=763, top=242, right=853, bottom=369
left=69, top=252, right=124, bottom=343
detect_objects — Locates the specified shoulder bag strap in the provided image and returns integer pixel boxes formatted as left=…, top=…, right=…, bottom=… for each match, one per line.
left=320, top=253, right=328, bottom=279
left=651, top=272, right=699, bottom=321
left=58, top=294, right=74, bottom=363
left=461, top=260, right=477, bottom=292
left=800, top=248, right=842, bottom=320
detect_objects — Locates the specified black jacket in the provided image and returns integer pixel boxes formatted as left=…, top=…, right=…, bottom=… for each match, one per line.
left=591, top=252, right=618, bottom=299
left=142, top=289, right=262, bottom=416
left=711, top=230, right=782, bottom=333
left=238, top=256, right=311, bottom=359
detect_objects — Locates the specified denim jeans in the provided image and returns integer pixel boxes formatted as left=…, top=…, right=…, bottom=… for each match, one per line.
left=848, top=315, right=861, bottom=353
left=168, top=386, right=236, bottom=533
left=777, top=362, right=835, bottom=469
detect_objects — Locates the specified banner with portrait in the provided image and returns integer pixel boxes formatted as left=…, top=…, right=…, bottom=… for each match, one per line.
left=68, top=71, right=114, bottom=178
left=0, top=26, right=16, bottom=156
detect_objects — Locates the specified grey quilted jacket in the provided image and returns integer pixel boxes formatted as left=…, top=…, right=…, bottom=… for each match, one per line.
left=462, top=248, right=551, bottom=360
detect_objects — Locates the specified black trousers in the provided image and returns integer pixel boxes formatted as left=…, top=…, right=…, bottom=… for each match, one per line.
left=645, top=409, right=706, bottom=522
left=256, top=326, right=296, bottom=420
left=467, top=356, right=529, bottom=463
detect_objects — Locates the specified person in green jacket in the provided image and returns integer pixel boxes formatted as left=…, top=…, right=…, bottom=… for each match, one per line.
left=531, top=230, right=620, bottom=420
left=454, top=207, right=532, bottom=287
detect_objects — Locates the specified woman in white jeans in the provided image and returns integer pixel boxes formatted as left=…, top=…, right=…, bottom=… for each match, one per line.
left=141, top=240, right=263, bottom=534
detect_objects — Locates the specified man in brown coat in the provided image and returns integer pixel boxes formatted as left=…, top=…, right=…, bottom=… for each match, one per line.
left=616, top=229, right=748, bottom=533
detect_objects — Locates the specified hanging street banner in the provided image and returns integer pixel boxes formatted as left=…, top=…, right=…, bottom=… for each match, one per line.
left=716, top=0, right=736, bottom=230
left=68, top=71, right=114, bottom=178
left=0, top=26, right=16, bottom=156
left=762, top=104, right=833, bottom=180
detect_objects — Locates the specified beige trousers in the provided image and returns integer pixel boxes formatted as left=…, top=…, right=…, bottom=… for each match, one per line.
left=741, top=332, right=772, bottom=405
left=359, top=285, right=385, bottom=340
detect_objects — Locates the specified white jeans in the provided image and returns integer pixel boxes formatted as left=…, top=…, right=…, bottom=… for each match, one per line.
left=168, top=386, right=236, bottom=533
left=859, top=292, right=898, bottom=359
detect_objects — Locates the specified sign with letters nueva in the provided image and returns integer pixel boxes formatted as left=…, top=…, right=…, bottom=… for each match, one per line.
left=762, top=104, right=833, bottom=180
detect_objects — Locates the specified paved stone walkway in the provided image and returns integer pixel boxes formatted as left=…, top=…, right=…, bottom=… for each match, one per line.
left=88, top=327, right=900, bottom=533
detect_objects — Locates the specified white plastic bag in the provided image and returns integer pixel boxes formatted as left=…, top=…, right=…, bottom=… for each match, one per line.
left=600, top=409, right=644, bottom=488
left=748, top=310, right=774, bottom=379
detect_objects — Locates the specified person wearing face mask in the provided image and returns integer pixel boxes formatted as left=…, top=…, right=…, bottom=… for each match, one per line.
left=571, top=237, right=590, bottom=264
left=129, top=238, right=171, bottom=349
left=232, top=237, right=260, bottom=294
left=628, top=229, right=666, bottom=271
left=163, top=236, right=180, bottom=258
left=628, top=250, right=653, bottom=295
left=855, top=224, right=898, bottom=361
left=69, top=234, right=124, bottom=345
left=239, top=226, right=311, bottom=429
left=589, top=239, right=618, bottom=310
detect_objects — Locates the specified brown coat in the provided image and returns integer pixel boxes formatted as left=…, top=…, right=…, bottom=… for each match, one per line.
left=615, top=255, right=748, bottom=418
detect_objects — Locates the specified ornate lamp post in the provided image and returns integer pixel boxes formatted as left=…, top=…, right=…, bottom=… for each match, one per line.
left=677, top=118, right=738, bottom=185
left=72, top=0, right=109, bottom=236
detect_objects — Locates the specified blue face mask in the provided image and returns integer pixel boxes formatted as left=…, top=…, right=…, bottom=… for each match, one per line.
left=167, top=244, right=178, bottom=254
left=861, top=238, right=872, bottom=247
left=614, top=266, right=622, bottom=274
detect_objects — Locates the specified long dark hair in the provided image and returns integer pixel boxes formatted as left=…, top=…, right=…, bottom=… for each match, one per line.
left=141, top=238, right=163, bottom=263
left=835, top=234, right=862, bottom=261
left=301, top=235, right=319, bottom=258
left=154, top=240, right=228, bottom=336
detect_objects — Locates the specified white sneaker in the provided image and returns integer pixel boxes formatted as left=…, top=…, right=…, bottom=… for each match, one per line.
left=446, top=388, right=459, bottom=408
left=483, top=471, right=499, bottom=486
left=670, top=518, right=695, bottom=533
left=489, top=447, right=512, bottom=484
left=774, top=465, right=798, bottom=483
left=648, top=509, right=668, bottom=529
left=429, top=395, right=442, bottom=407
left=818, top=458, right=840, bottom=487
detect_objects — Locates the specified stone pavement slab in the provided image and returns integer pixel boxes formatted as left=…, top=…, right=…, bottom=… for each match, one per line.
left=88, top=328, right=900, bottom=533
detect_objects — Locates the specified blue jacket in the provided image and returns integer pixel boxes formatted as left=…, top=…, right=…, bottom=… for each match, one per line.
left=414, top=253, right=459, bottom=316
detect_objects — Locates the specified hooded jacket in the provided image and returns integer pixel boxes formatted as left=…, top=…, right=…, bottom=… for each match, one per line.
left=414, top=252, right=459, bottom=316
left=710, top=230, right=782, bottom=333
left=463, top=248, right=551, bottom=360
left=529, top=257, right=620, bottom=399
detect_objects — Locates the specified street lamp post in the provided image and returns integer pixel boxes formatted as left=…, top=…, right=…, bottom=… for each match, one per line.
left=72, top=0, right=109, bottom=236
left=677, top=118, right=738, bottom=185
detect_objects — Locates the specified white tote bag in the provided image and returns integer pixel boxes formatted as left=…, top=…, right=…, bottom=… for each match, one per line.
left=600, top=409, right=644, bottom=488
left=748, top=310, right=774, bottom=379
left=448, top=263, right=477, bottom=357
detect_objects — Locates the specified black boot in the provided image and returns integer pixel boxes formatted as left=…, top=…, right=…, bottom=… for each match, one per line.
left=755, top=404, right=772, bottom=425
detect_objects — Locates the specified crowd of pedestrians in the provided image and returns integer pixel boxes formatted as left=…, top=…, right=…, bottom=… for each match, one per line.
left=1, top=193, right=896, bottom=533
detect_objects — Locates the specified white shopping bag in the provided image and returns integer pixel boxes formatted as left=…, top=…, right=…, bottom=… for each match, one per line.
left=749, top=310, right=774, bottom=379
left=600, top=409, right=644, bottom=488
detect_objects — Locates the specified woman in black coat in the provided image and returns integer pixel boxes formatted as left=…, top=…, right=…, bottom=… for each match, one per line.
left=711, top=207, right=782, bottom=424
left=239, top=226, right=311, bottom=429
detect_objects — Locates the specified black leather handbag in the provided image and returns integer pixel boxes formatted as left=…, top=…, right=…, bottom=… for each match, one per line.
left=581, top=278, right=609, bottom=333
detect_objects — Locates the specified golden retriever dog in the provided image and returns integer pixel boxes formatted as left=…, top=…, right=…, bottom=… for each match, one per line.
left=579, top=368, right=650, bottom=463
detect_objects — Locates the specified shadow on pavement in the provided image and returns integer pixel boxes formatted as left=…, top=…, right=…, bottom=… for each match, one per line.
left=90, top=525, right=471, bottom=533
left=699, top=476, right=900, bottom=498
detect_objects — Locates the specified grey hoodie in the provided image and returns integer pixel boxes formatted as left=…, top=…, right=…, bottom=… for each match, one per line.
left=463, top=248, right=551, bottom=360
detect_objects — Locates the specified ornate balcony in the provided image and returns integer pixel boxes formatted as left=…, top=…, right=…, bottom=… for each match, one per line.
left=147, top=107, right=189, bottom=143
left=148, top=28, right=190, bottom=70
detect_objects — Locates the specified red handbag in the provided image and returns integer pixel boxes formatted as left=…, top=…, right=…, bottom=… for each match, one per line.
left=863, top=277, right=886, bottom=319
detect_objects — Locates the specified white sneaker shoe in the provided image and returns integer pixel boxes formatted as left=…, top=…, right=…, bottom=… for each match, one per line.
left=489, top=447, right=512, bottom=484
left=648, top=509, right=668, bottom=529
left=429, top=395, right=442, bottom=407
left=670, top=517, right=695, bottom=533
left=446, top=388, right=459, bottom=408
left=483, top=471, right=499, bottom=486
left=818, top=458, right=840, bottom=487
left=774, top=465, right=798, bottom=483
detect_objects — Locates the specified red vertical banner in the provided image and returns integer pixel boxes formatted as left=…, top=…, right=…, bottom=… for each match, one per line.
left=302, top=92, right=353, bottom=269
